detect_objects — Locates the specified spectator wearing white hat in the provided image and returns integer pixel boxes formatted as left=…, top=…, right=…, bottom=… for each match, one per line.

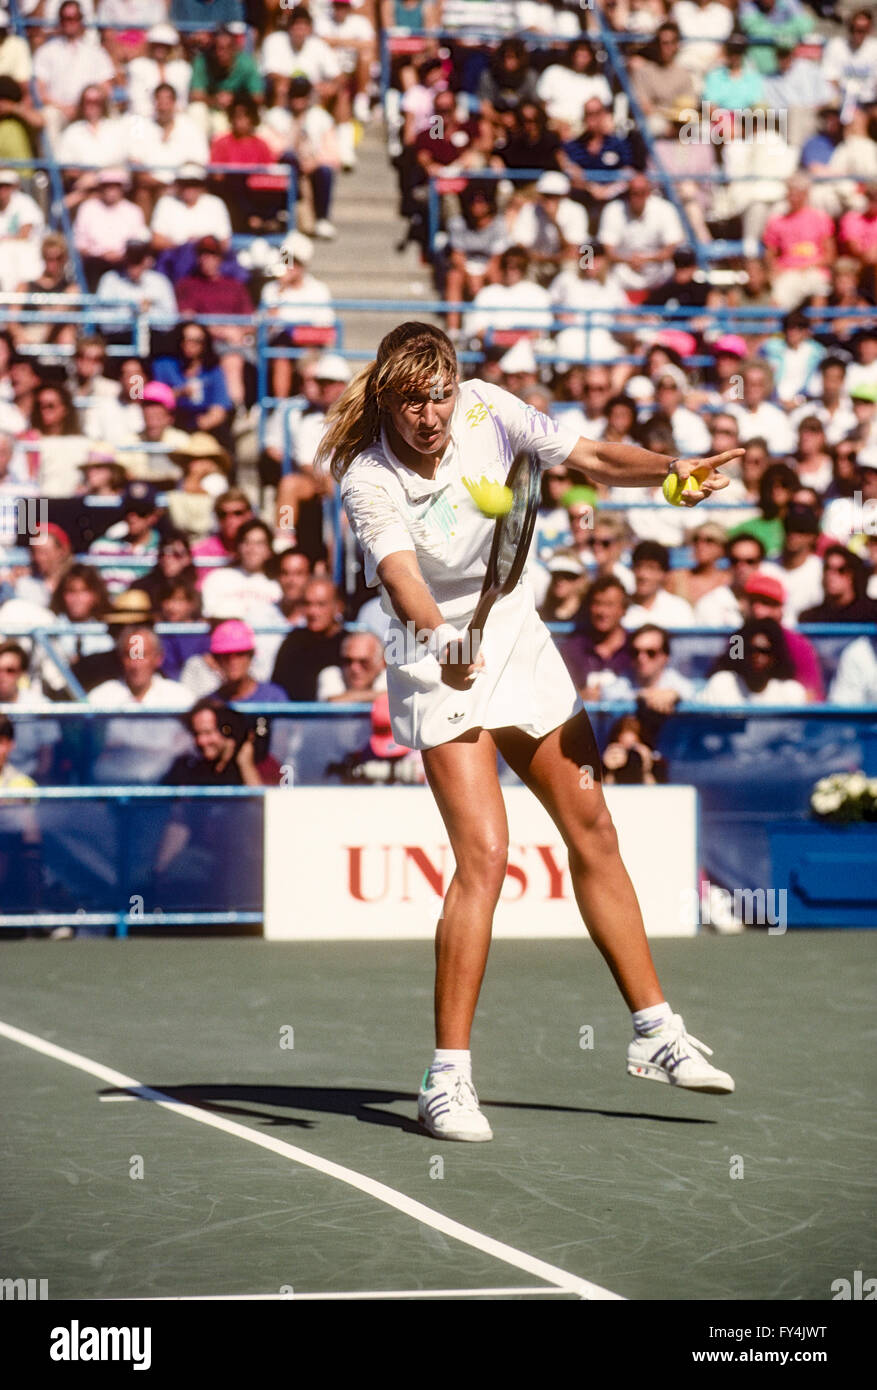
left=260, top=232, right=336, bottom=399
left=151, top=165, right=233, bottom=264
left=272, top=351, right=351, bottom=550
left=537, top=551, right=589, bottom=623
left=73, top=169, right=149, bottom=292
left=127, top=24, right=192, bottom=119
left=509, top=171, right=587, bottom=287
left=33, top=1, right=114, bottom=144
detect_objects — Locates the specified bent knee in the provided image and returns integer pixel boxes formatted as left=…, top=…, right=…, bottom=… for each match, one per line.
left=569, top=803, right=619, bottom=863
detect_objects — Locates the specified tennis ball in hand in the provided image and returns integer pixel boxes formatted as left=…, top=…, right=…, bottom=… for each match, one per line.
left=467, top=479, right=513, bottom=517
left=662, top=470, right=702, bottom=506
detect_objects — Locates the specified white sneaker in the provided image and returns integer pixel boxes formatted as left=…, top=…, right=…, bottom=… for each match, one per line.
left=627, top=1014, right=735, bottom=1094
left=417, top=1066, right=493, bottom=1141
left=314, top=218, right=337, bottom=240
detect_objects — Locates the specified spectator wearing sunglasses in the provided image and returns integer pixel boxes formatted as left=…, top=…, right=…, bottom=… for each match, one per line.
left=191, top=489, right=254, bottom=566
left=799, top=546, right=877, bottom=624
left=738, top=572, right=824, bottom=701
left=603, top=624, right=695, bottom=713
left=700, top=617, right=807, bottom=706
left=822, top=10, right=877, bottom=110
left=693, top=533, right=767, bottom=627
left=88, top=482, right=162, bottom=595
left=589, top=513, right=635, bottom=595
left=317, top=629, right=387, bottom=705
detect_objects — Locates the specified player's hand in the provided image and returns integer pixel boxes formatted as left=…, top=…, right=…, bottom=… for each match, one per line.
left=439, top=640, right=485, bottom=690
left=669, top=449, right=743, bottom=507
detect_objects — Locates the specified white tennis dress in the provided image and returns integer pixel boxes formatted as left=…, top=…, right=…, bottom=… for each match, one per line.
left=340, top=379, right=586, bottom=750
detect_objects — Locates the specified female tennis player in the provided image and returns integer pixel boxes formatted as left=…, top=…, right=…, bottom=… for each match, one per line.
left=317, top=322, right=740, bottom=1142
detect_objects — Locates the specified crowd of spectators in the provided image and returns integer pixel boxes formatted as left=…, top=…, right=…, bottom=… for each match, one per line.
left=0, top=0, right=875, bottom=808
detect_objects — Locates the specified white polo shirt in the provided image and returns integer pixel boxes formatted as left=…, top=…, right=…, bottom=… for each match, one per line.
left=535, top=66, right=612, bottom=130
left=131, top=115, right=209, bottom=183
left=33, top=35, right=114, bottom=109
left=151, top=190, right=232, bottom=246
left=55, top=118, right=129, bottom=169
left=341, top=379, right=585, bottom=748
left=462, top=281, right=553, bottom=339
left=599, top=195, right=684, bottom=292
left=261, top=32, right=341, bottom=84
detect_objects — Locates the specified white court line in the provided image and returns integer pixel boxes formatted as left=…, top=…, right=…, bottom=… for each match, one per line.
left=127, top=1286, right=570, bottom=1301
left=0, top=1019, right=624, bottom=1301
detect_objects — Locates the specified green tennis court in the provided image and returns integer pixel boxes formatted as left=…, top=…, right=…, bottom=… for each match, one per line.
left=1, top=933, right=875, bottom=1302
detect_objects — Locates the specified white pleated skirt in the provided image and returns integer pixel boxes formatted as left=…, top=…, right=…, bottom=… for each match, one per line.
left=385, top=578, right=583, bottom=751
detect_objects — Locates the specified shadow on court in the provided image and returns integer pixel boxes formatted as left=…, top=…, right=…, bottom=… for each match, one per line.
left=98, top=1083, right=716, bottom=1134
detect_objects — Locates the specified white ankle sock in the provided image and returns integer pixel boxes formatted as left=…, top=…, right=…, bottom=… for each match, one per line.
left=632, top=1003, right=672, bottom=1036
left=431, top=1048, right=471, bottom=1076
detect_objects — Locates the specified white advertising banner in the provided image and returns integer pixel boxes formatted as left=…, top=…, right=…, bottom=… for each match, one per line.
left=263, top=785, right=698, bottom=940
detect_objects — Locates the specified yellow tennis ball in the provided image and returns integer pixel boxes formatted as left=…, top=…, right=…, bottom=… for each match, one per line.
left=468, top=480, right=513, bottom=517
left=662, top=470, right=700, bottom=506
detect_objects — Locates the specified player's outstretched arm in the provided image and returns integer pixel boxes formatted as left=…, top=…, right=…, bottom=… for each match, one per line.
left=564, top=439, right=744, bottom=507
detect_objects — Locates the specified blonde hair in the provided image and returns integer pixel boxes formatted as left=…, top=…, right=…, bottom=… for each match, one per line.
left=316, top=322, right=458, bottom=482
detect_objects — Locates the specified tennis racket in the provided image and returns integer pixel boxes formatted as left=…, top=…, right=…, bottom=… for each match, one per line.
left=466, top=448, right=542, bottom=661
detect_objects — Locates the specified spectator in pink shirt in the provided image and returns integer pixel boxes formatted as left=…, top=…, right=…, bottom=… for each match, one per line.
left=73, top=170, right=149, bottom=291
left=763, top=174, right=836, bottom=310
left=839, top=182, right=877, bottom=295
left=191, top=488, right=255, bottom=578
left=741, top=572, right=824, bottom=702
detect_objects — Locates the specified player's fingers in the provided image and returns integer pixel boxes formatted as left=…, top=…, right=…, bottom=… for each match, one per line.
left=700, top=448, right=745, bottom=470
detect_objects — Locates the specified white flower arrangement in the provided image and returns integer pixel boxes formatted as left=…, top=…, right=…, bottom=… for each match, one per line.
left=810, top=772, right=877, bottom=824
